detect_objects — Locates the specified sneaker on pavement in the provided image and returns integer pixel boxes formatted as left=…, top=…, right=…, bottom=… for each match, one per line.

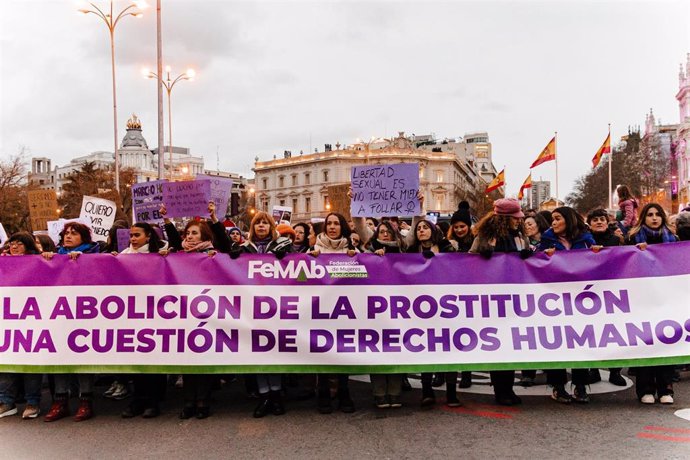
left=110, top=382, right=130, bottom=400
left=0, top=403, right=18, bottom=418
left=103, top=381, right=119, bottom=398
left=389, top=396, right=402, bottom=408
left=374, top=396, right=390, bottom=409
left=640, top=394, right=655, bottom=404
left=22, top=405, right=40, bottom=419
left=659, top=394, right=674, bottom=405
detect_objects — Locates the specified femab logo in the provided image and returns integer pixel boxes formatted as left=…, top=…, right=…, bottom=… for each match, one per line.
left=248, top=260, right=327, bottom=280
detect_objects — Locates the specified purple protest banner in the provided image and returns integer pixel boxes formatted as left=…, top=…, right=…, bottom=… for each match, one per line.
left=162, top=179, right=211, bottom=218
left=0, top=243, right=688, bottom=374
left=350, top=163, right=420, bottom=217
left=197, top=174, right=234, bottom=215
left=131, top=180, right=167, bottom=224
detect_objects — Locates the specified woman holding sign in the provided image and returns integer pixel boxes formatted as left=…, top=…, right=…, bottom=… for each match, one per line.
left=469, top=198, right=531, bottom=407
left=232, top=211, right=293, bottom=417
left=42, top=222, right=100, bottom=422
left=626, top=202, right=678, bottom=405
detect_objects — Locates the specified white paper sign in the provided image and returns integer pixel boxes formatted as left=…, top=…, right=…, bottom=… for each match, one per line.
left=79, top=196, right=117, bottom=242
left=0, top=223, right=8, bottom=245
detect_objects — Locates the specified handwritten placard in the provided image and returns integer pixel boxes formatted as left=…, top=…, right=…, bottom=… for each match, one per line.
left=79, top=196, right=117, bottom=242
left=197, top=174, right=234, bottom=216
left=162, top=180, right=211, bottom=218
left=27, top=189, right=58, bottom=231
left=132, top=180, right=166, bottom=224
left=350, top=163, right=420, bottom=217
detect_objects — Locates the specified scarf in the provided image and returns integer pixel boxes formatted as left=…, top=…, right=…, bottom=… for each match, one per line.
left=57, top=242, right=97, bottom=254
left=181, top=240, right=214, bottom=253
left=121, top=243, right=150, bottom=254
left=314, top=233, right=350, bottom=253
left=633, top=225, right=676, bottom=244
left=253, top=236, right=272, bottom=254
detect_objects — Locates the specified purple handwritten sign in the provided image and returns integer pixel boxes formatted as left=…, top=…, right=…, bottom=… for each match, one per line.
left=131, top=180, right=167, bottom=224
left=197, top=174, right=234, bottom=215
left=162, top=180, right=211, bottom=218
left=350, top=163, right=420, bottom=217
left=116, top=228, right=130, bottom=252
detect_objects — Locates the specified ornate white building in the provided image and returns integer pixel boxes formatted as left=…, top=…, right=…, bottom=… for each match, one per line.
left=676, top=53, right=690, bottom=210
left=253, top=131, right=496, bottom=221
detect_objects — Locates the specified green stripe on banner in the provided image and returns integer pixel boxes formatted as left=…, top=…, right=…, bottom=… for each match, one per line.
left=1, top=356, right=688, bottom=374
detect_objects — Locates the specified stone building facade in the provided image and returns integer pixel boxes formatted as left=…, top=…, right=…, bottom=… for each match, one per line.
left=253, top=132, right=496, bottom=222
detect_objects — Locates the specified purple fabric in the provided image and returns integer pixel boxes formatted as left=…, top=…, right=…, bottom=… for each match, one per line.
left=0, top=241, right=688, bottom=287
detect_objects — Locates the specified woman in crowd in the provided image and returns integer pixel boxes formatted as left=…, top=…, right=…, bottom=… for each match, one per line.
left=161, top=204, right=219, bottom=419
left=309, top=212, right=357, bottom=413
left=405, top=203, right=459, bottom=408
left=469, top=198, right=530, bottom=406
left=292, top=222, right=311, bottom=253
left=626, top=203, right=678, bottom=405
left=523, top=213, right=549, bottom=251
left=584, top=208, right=626, bottom=387
left=538, top=206, right=595, bottom=404
left=447, top=201, right=475, bottom=253
left=34, top=234, right=56, bottom=253
left=227, top=226, right=244, bottom=250
left=0, top=233, right=43, bottom=420
left=356, top=220, right=406, bottom=408
left=113, top=223, right=168, bottom=419
left=232, top=211, right=293, bottom=417
left=42, top=222, right=100, bottom=422
left=616, top=185, right=638, bottom=233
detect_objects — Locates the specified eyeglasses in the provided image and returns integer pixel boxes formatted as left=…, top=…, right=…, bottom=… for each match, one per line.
left=9, top=241, right=25, bottom=247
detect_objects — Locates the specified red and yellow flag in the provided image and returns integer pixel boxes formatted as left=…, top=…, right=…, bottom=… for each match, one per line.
left=530, top=137, right=556, bottom=169
left=591, top=133, right=611, bottom=168
left=518, top=173, right=532, bottom=200
left=485, top=169, right=505, bottom=194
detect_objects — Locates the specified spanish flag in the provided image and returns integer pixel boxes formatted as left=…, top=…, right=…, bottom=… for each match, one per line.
left=485, top=169, right=505, bottom=194
left=591, top=133, right=611, bottom=168
left=518, top=173, right=532, bottom=200
left=530, top=137, right=556, bottom=169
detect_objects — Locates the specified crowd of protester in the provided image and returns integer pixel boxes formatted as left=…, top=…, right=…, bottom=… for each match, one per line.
left=0, top=185, right=689, bottom=422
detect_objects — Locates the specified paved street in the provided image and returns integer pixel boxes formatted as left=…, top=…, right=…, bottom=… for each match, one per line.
left=1, top=370, right=689, bottom=459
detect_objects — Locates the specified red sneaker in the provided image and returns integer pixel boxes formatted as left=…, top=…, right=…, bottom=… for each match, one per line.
left=74, top=398, right=93, bottom=422
left=44, top=400, right=69, bottom=422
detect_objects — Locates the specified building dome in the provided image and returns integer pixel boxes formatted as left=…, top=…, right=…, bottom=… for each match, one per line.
left=121, top=114, right=149, bottom=149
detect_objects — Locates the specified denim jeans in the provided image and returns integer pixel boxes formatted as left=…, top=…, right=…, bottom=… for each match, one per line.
left=0, top=373, right=43, bottom=406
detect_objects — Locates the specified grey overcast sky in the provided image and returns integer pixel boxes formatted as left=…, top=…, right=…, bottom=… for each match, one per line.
left=1, top=0, right=689, bottom=199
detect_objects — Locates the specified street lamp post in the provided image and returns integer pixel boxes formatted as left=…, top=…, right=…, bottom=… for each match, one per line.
left=79, top=1, right=147, bottom=196
left=143, top=66, right=195, bottom=180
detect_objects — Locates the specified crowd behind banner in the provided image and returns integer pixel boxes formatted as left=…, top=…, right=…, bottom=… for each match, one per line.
left=1, top=178, right=689, bottom=422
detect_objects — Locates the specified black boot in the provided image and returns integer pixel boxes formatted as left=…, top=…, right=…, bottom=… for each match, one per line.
left=270, top=390, right=285, bottom=416
left=431, top=373, right=445, bottom=387
left=608, top=369, right=626, bottom=386
left=253, top=393, right=272, bottom=418
left=401, top=375, right=412, bottom=391
left=445, top=381, right=461, bottom=407
left=338, top=387, right=355, bottom=413
left=458, top=371, right=472, bottom=389
left=588, top=369, right=602, bottom=384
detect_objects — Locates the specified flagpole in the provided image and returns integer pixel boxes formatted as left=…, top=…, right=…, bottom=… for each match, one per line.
left=607, top=123, right=612, bottom=209
left=503, top=165, right=506, bottom=198
left=554, top=131, right=559, bottom=203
